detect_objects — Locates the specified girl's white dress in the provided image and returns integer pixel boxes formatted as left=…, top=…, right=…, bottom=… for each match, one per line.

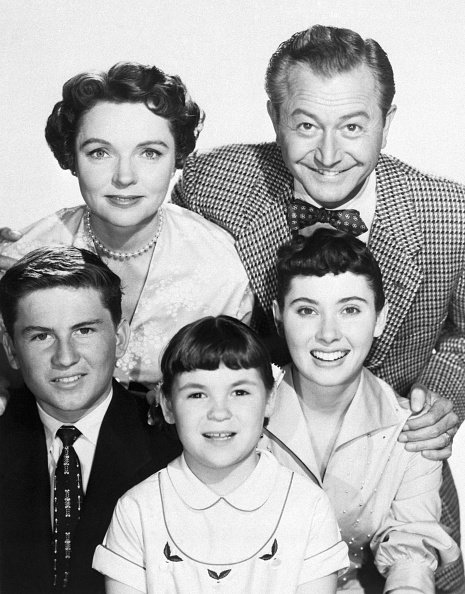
left=93, top=450, right=348, bottom=593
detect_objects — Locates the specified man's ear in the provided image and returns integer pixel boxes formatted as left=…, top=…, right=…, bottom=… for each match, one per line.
left=267, top=100, right=280, bottom=137
left=3, top=334, right=20, bottom=370
left=381, top=105, right=397, bottom=150
left=160, top=392, right=176, bottom=425
left=115, top=318, right=131, bottom=360
left=374, top=302, right=389, bottom=338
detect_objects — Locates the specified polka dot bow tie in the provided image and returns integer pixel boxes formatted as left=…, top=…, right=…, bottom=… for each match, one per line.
left=288, top=199, right=368, bottom=237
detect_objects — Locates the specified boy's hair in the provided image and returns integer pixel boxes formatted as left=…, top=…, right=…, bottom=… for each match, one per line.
left=161, top=315, right=274, bottom=398
left=0, top=246, right=122, bottom=336
left=276, top=229, right=385, bottom=312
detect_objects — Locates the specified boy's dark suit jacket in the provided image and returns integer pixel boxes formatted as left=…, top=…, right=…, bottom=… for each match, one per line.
left=0, top=380, right=181, bottom=594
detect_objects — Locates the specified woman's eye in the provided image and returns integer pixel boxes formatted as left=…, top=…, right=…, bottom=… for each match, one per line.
left=187, top=392, right=205, bottom=399
left=297, top=307, right=316, bottom=316
left=89, top=149, right=109, bottom=160
left=142, top=149, right=160, bottom=159
left=343, top=306, right=360, bottom=315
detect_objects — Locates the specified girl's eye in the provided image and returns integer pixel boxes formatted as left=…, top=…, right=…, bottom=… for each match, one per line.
left=88, top=148, right=109, bottom=160
left=233, top=389, right=249, bottom=397
left=187, top=392, right=205, bottom=399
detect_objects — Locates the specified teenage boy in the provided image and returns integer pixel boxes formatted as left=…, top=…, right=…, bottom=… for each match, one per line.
left=0, top=247, right=180, bottom=594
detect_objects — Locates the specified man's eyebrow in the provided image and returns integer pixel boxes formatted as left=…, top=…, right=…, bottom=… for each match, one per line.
left=289, top=108, right=370, bottom=121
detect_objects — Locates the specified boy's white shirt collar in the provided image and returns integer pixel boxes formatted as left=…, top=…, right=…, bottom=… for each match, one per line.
left=167, top=449, right=277, bottom=512
left=38, top=388, right=113, bottom=453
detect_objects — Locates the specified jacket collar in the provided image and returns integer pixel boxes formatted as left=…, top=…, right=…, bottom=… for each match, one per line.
left=266, top=366, right=410, bottom=483
left=167, top=450, right=278, bottom=512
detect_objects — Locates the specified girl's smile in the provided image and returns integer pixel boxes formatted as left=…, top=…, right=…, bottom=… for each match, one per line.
left=161, top=364, right=275, bottom=495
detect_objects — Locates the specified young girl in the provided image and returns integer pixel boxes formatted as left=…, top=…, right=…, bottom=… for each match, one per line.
left=93, top=315, right=348, bottom=593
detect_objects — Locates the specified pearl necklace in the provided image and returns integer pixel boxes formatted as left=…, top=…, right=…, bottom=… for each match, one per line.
left=85, top=208, right=164, bottom=260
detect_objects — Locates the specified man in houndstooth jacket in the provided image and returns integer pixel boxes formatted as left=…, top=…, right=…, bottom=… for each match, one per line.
left=172, top=25, right=465, bottom=593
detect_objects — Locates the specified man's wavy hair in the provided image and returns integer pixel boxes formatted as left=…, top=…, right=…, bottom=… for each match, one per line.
left=45, top=61, right=204, bottom=173
left=0, top=246, right=122, bottom=336
left=266, top=24, right=395, bottom=121
left=276, top=228, right=385, bottom=313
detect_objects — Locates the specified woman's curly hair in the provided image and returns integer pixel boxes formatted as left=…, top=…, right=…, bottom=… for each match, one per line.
left=45, top=61, right=204, bottom=173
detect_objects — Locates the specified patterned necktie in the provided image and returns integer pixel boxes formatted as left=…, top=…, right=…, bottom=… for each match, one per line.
left=288, top=198, right=368, bottom=237
left=53, top=426, right=83, bottom=589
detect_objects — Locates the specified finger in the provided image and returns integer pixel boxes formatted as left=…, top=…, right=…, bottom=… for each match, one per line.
left=409, top=384, right=432, bottom=414
left=403, top=400, right=455, bottom=431
left=0, top=255, right=18, bottom=271
left=399, top=417, right=453, bottom=443
left=0, top=228, right=22, bottom=241
left=403, top=431, right=453, bottom=452
left=421, top=447, right=453, bottom=461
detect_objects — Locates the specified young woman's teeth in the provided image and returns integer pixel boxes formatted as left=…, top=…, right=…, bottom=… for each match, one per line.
left=311, top=350, right=347, bottom=361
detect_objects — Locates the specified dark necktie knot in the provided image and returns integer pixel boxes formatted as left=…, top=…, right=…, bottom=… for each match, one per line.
left=288, top=198, right=368, bottom=237
left=56, top=426, right=81, bottom=447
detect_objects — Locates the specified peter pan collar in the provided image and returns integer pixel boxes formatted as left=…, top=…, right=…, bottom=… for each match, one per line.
left=166, top=450, right=278, bottom=512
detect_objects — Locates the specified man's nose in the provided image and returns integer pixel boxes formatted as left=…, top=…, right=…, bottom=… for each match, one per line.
left=315, top=131, right=341, bottom=168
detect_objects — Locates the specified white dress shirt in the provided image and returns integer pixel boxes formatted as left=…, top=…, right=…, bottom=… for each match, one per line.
left=37, top=389, right=113, bottom=499
left=294, top=172, right=377, bottom=244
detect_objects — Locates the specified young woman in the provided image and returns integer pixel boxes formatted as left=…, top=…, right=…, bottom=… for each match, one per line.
left=261, top=229, right=459, bottom=593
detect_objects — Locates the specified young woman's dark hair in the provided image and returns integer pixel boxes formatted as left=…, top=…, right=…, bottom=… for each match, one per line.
left=276, top=228, right=385, bottom=312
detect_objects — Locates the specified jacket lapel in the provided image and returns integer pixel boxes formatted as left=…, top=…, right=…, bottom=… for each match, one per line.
left=367, top=154, right=424, bottom=369
left=235, top=146, right=293, bottom=316
left=0, top=388, right=53, bottom=591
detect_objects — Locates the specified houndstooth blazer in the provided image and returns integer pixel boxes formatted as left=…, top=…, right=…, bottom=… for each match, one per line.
left=172, top=142, right=465, bottom=421
left=173, top=142, right=465, bottom=592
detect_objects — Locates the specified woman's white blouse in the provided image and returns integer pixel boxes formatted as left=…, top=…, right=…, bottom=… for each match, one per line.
left=93, top=451, right=348, bottom=593
left=0, top=204, right=253, bottom=388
